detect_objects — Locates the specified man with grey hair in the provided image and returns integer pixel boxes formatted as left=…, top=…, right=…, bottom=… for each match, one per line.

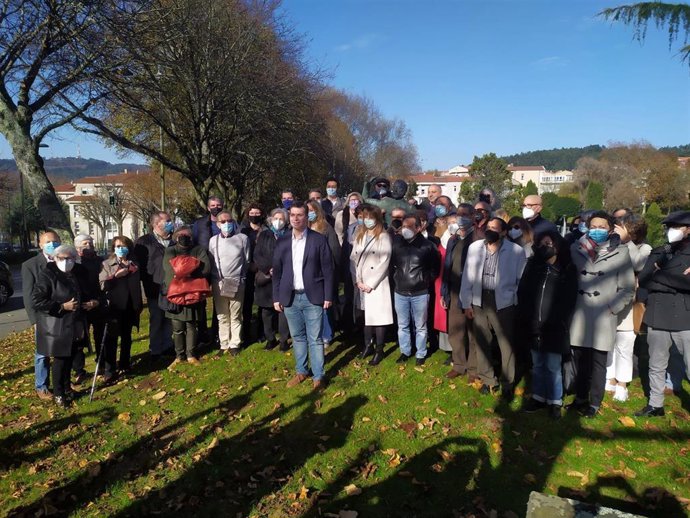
left=133, top=211, right=175, bottom=359
left=71, top=234, right=104, bottom=384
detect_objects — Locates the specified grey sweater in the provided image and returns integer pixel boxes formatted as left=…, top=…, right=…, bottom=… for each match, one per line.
left=208, top=233, right=250, bottom=283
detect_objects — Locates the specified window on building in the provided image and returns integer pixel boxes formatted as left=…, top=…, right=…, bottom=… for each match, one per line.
left=521, top=173, right=524, bottom=181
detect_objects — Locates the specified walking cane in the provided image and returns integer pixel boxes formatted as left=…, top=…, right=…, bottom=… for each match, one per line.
left=89, top=322, right=108, bottom=402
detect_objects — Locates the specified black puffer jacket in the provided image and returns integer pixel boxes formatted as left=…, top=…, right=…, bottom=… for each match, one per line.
left=639, top=240, right=690, bottom=332
left=516, top=258, right=578, bottom=354
left=391, top=234, right=440, bottom=296
left=32, top=262, right=98, bottom=357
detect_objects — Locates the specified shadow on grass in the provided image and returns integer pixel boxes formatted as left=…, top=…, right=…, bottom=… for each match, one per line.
left=0, top=365, right=34, bottom=384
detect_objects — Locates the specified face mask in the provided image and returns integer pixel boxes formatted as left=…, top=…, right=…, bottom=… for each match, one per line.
left=509, top=228, right=523, bottom=240
left=81, top=247, right=95, bottom=258
left=357, top=217, right=364, bottom=226
left=401, top=228, right=415, bottom=241
left=163, top=221, right=174, bottom=234
left=378, top=187, right=388, bottom=197
left=43, top=241, right=60, bottom=256
left=209, top=207, right=222, bottom=217
left=578, top=222, right=588, bottom=234
left=522, top=207, right=536, bottom=220
left=448, top=223, right=460, bottom=235
left=485, top=230, right=501, bottom=244
left=56, top=258, right=75, bottom=273
left=349, top=200, right=360, bottom=210
left=535, top=245, right=557, bottom=261
left=474, top=213, right=485, bottom=223
left=272, top=219, right=285, bottom=231
left=308, top=211, right=317, bottom=222
left=177, top=234, right=193, bottom=248
left=459, top=217, right=473, bottom=229
left=391, top=219, right=403, bottom=231
left=435, top=205, right=448, bottom=218
left=248, top=215, right=263, bottom=225
left=667, top=227, right=685, bottom=244
left=114, top=246, right=129, bottom=258
left=220, top=222, right=235, bottom=235
left=364, top=218, right=376, bottom=229
left=588, top=228, right=609, bottom=244
left=282, top=199, right=293, bottom=210
left=326, top=187, right=337, bottom=197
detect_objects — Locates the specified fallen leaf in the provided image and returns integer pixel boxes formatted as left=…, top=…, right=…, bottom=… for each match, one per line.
left=139, top=400, right=146, bottom=406
left=618, top=416, right=636, bottom=428
left=299, top=485, right=309, bottom=500
left=435, top=407, right=446, bottom=415
left=344, top=484, right=361, bottom=496
left=437, top=449, right=454, bottom=462
left=523, top=473, right=536, bottom=484
left=361, top=416, right=371, bottom=422
left=117, top=412, right=131, bottom=423
left=377, top=395, right=388, bottom=404
left=414, top=366, right=424, bottom=373
left=152, top=391, right=167, bottom=401
left=207, top=437, right=219, bottom=450
left=400, top=422, right=417, bottom=438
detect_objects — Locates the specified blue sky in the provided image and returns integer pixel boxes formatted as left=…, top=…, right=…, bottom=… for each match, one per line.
left=1, top=0, right=688, bottom=170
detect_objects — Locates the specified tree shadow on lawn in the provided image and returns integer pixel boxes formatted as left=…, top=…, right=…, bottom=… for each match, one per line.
left=303, top=398, right=689, bottom=517
left=0, top=365, right=34, bottom=384
left=0, top=408, right=117, bottom=472
left=110, top=392, right=369, bottom=517
left=8, top=385, right=263, bottom=517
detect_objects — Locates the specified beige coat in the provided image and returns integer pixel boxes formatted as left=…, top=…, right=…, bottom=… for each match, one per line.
left=351, top=231, right=393, bottom=326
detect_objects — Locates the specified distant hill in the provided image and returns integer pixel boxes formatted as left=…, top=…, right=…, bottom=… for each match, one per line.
left=500, top=144, right=690, bottom=171
left=0, top=157, right=148, bottom=180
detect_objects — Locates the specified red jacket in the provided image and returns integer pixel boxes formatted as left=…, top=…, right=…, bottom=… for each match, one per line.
left=167, top=255, right=211, bottom=306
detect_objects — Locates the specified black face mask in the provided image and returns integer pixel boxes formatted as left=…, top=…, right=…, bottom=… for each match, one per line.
left=485, top=230, right=501, bottom=244
left=209, top=207, right=222, bottom=217
left=474, top=213, right=485, bottom=223
left=177, top=234, right=193, bottom=248
left=249, top=215, right=263, bottom=225
left=390, top=219, right=403, bottom=230
left=535, top=245, right=557, bottom=262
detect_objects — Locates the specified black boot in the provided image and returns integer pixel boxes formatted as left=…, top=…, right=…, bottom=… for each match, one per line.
left=369, top=346, right=384, bottom=366
left=359, top=340, right=374, bottom=359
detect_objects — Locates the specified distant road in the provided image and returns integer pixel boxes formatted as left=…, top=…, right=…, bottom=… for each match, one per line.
left=0, top=266, right=30, bottom=341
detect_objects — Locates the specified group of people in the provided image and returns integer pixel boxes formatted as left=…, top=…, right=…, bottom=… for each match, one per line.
left=21, top=177, right=690, bottom=419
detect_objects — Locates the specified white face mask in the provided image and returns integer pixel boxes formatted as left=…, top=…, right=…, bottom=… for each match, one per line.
left=509, top=228, right=523, bottom=240
left=448, top=223, right=460, bottom=235
left=401, top=228, right=415, bottom=240
left=272, top=219, right=285, bottom=231
left=667, top=227, right=685, bottom=243
left=522, top=207, right=536, bottom=220
left=56, top=258, right=75, bottom=273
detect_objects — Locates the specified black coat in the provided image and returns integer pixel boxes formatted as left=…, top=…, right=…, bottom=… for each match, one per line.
left=440, top=232, right=477, bottom=308
left=133, top=233, right=174, bottom=299
left=253, top=230, right=281, bottom=308
left=21, top=253, right=48, bottom=325
left=516, top=258, right=578, bottom=354
left=32, top=263, right=98, bottom=357
left=391, top=233, right=441, bottom=296
left=639, top=240, right=690, bottom=331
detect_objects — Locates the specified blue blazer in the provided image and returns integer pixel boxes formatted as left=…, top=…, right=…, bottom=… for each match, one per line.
left=272, top=228, right=335, bottom=307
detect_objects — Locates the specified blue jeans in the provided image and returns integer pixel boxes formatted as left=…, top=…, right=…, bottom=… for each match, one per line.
left=284, top=292, right=325, bottom=380
left=35, top=352, right=50, bottom=390
left=394, top=293, right=429, bottom=359
left=531, top=350, right=563, bottom=405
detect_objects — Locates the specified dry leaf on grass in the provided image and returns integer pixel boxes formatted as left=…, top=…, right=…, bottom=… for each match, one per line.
left=343, top=484, right=361, bottom=496
left=298, top=485, right=309, bottom=500
left=152, top=391, right=167, bottom=401
left=377, top=395, right=388, bottom=404
left=117, top=412, right=131, bottom=423
left=618, top=416, right=636, bottom=428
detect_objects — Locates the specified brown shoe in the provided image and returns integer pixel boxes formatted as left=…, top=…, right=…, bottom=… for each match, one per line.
left=286, top=374, right=308, bottom=388
left=313, top=379, right=325, bottom=390
left=168, top=358, right=183, bottom=371
left=36, top=388, right=52, bottom=401
left=445, top=369, right=461, bottom=379
left=187, top=357, right=201, bottom=366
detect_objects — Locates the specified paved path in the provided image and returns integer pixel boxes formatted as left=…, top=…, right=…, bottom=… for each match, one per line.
left=0, top=267, right=30, bottom=341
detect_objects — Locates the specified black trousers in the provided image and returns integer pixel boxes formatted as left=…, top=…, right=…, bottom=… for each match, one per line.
left=73, top=318, right=105, bottom=375
left=364, top=325, right=387, bottom=350
left=52, top=354, right=74, bottom=397
left=572, top=346, right=608, bottom=409
left=260, top=307, right=289, bottom=346
left=103, top=310, right=136, bottom=376
left=173, top=320, right=198, bottom=360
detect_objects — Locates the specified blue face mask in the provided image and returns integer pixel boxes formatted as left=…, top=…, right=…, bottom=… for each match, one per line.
left=114, top=246, right=129, bottom=258
left=578, top=222, right=588, bottom=234
left=326, top=187, right=337, bottom=197
left=435, top=205, right=448, bottom=217
left=43, top=241, right=60, bottom=256
left=308, top=211, right=317, bottom=222
left=221, top=222, right=235, bottom=234
left=163, top=221, right=174, bottom=234
left=282, top=199, right=293, bottom=210
left=357, top=217, right=364, bottom=226
left=588, top=228, right=609, bottom=244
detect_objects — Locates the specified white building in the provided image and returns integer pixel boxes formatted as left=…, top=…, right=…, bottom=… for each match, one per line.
left=54, top=171, right=148, bottom=249
left=508, top=165, right=573, bottom=194
left=409, top=173, right=471, bottom=202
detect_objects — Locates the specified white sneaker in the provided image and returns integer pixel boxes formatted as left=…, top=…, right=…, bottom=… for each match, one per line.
left=613, top=385, right=628, bottom=402
left=605, top=382, right=616, bottom=393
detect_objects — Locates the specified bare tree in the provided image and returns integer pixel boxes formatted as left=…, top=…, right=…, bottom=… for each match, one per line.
left=77, top=194, right=110, bottom=249
left=0, top=0, right=131, bottom=239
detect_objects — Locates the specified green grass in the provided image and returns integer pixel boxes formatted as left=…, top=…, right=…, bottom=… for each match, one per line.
left=0, top=311, right=689, bottom=517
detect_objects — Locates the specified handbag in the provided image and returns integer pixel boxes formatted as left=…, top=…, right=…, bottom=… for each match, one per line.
left=632, top=302, right=645, bottom=335
left=214, top=235, right=241, bottom=298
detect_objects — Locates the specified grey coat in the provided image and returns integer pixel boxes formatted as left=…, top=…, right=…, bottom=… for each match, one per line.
left=569, top=239, right=635, bottom=351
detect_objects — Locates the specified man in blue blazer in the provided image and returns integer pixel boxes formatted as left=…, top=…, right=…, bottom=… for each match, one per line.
left=273, top=201, right=334, bottom=389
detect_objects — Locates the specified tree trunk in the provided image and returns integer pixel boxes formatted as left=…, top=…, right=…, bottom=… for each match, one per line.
left=0, top=109, right=72, bottom=241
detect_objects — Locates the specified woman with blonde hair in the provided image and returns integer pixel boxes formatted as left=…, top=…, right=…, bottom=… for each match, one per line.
left=507, top=216, right=535, bottom=258
left=307, top=199, right=341, bottom=346
left=351, top=204, right=393, bottom=365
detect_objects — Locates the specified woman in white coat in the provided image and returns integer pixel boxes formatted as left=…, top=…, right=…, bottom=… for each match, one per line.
left=351, top=204, right=393, bottom=366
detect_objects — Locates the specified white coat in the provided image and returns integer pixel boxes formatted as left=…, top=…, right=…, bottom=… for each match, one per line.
left=350, top=231, right=393, bottom=326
